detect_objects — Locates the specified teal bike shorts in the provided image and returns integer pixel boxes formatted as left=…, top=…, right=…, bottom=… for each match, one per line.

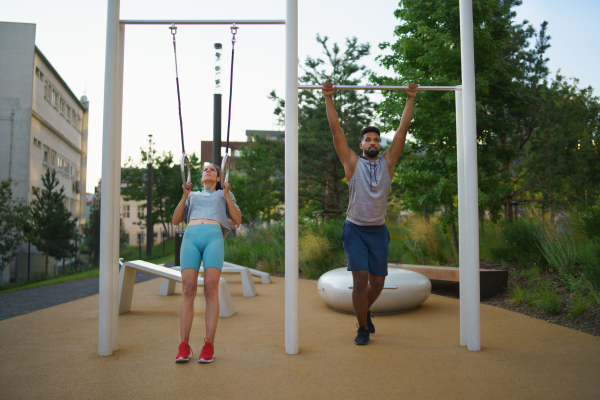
left=179, top=225, right=224, bottom=271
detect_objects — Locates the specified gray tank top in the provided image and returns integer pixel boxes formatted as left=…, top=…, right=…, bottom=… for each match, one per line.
left=183, top=190, right=239, bottom=237
left=346, top=157, right=391, bottom=226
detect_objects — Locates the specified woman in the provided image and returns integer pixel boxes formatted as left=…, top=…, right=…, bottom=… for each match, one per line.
left=171, top=163, right=241, bottom=363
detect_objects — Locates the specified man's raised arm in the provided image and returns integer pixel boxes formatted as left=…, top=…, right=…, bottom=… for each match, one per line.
left=383, top=83, right=418, bottom=171
left=323, top=83, right=357, bottom=179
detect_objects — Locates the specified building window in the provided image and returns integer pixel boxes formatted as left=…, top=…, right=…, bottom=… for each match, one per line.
left=51, top=151, right=57, bottom=169
left=70, top=165, right=75, bottom=179
left=52, top=90, right=58, bottom=108
left=43, top=146, right=49, bottom=166
left=66, top=105, right=71, bottom=122
left=35, top=67, right=44, bottom=81
left=64, top=160, right=70, bottom=177
left=75, top=166, right=80, bottom=180
left=137, top=206, right=145, bottom=219
left=59, top=98, right=65, bottom=116
left=126, top=205, right=130, bottom=218
left=57, top=156, right=63, bottom=173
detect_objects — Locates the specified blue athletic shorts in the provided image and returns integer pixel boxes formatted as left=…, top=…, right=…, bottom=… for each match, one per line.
left=179, top=225, right=224, bottom=271
left=342, top=220, right=390, bottom=277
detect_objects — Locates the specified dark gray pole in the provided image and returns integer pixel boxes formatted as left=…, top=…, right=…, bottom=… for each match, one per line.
left=146, top=163, right=153, bottom=257
left=213, top=93, right=222, bottom=164
left=27, top=241, right=31, bottom=283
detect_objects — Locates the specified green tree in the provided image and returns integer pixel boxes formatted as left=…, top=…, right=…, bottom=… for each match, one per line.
left=28, top=170, right=79, bottom=276
left=229, top=134, right=285, bottom=224
left=270, top=35, right=378, bottom=215
left=0, top=181, right=30, bottom=277
left=373, top=0, right=552, bottom=252
left=522, top=75, right=600, bottom=210
left=121, top=150, right=203, bottom=235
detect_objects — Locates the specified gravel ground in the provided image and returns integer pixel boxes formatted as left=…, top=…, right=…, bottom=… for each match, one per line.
left=430, top=262, right=600, bottom=337
left=0, top=262, right=175, bottom=322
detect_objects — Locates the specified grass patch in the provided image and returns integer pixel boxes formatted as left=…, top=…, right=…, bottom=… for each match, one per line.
left=568, top=294, right=587, bottom=319
left=508, top=285, right=534, bottom=305
left=0, top=268, right=99, bottom=294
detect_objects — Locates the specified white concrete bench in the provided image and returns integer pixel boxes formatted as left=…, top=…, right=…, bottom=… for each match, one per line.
left=119, top=260, right=235, bottom=318
left=158, top=262, right=270, bottom=298
left=223, top=262, right=272, bottom=285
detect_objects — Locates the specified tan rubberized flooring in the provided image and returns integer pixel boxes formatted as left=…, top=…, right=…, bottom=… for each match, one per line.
left=1, top=275, right=599, bottom=399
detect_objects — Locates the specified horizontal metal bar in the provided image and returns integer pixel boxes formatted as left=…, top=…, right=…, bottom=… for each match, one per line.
left=119, top=19, right=286, bottom=25
left=299, top=85, right=461, bottom=91
left=349, top=286, right=398, bottom=290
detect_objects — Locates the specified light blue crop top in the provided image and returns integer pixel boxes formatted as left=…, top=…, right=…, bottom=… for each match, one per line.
left=182, top=190, right=240, bottom=237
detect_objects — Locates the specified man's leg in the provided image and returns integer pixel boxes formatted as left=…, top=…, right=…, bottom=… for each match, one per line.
left=352, top=270, right=369, bottom=327
left=367, top=273, right=386, bottom=309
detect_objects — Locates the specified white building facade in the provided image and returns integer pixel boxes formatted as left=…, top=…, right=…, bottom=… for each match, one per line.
left=0, top=21, right=88, bottom=225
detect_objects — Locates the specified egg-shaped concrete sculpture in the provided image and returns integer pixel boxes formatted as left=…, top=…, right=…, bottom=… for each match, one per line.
left=317, top=267, right=431, bottom=315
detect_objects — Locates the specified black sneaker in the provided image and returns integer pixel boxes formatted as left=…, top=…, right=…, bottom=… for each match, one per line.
left=355, top=325, right=370, bottom=345
left=367, top=310, right=375, bottom=334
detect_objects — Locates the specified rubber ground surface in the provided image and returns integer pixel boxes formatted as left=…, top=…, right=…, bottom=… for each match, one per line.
left=1, top=275, right=599, bottom=399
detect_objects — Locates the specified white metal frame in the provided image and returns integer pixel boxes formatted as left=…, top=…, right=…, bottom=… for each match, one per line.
left=99, top=0, right=480, bottom=357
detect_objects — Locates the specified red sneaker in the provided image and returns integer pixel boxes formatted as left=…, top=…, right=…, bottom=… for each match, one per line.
left=175, top=338, right=193, bottom=363
left=198, top=338, right=215, bottom=363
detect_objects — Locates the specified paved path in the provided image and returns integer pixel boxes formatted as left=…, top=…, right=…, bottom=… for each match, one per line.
left=0, top=261, right=174, bottom=322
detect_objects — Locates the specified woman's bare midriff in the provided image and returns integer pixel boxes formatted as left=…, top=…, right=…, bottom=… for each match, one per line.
left=188, top=218, right=221, bottom=226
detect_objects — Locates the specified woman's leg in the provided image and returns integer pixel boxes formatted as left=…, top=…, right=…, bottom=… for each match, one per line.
left=180, top=268, right=199, bottom=342
left=203, top=267, right=222, bottom=342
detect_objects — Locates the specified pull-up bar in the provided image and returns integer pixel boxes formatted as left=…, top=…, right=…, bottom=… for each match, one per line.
left=119, top=19, right=286, bottom=25
left=298, top=85, right=461, bottom=91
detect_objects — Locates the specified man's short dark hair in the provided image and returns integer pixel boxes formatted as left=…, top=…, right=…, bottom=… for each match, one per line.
left=359, top=126, right=381, bottom=142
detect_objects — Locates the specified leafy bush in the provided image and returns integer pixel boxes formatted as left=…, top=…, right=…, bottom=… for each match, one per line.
left=299, top=231, right=344, bottom=278
left=573, top=206, right=600, bottom=240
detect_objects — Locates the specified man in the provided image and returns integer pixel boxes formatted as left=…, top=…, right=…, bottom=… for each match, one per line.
left=322, top=82, right=418, bottom=345
left=554, top=211, right=571, bottom=234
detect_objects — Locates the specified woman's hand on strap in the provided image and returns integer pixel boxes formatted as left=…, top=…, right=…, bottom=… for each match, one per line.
left=222, top=181, right=231, bottom=198
left=182, top=181, right=192, bottom=197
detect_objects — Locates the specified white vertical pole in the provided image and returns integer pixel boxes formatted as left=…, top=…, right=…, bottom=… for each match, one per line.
left=99, top=0, right=120, bottom=357
left=285, top=0, right=299, bottom=355
left=455, top=88, right=468, bottom=347
left=459, top=0, right=481, bottom=351
left=111, top=23, right=125, bottom=352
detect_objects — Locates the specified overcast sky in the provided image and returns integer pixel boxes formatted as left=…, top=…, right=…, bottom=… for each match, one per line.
left=3, top=0, right=599, bottom=191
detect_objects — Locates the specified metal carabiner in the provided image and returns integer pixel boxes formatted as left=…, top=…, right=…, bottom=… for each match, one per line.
left=230, top=23, right=239, bottom=46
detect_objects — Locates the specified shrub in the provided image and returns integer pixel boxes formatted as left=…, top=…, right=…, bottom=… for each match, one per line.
left=490, top=218, right=547, bottom=268
left=535, top=227, right=585, bottom=276
left=299, top=231, right=343, bottom=278
left=574, top=206, right=600, bottom=240
left=580, top=238, right=600, bottom=290
left=533, top=283, right=562, bottom=314
left=508, top=285, right=533, bottom=305
left=568, top=294, right=587, bottom=319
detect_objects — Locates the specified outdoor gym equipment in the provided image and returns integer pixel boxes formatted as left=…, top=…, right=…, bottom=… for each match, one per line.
left=98, top=1, right=481, bottom=357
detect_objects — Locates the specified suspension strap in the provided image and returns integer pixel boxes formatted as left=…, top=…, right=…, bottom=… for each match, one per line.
left=170, top=24, right=190, bottom=188
left=170, top=23, right=186, bottom=156
left=225, top=23, right=238, bottom=156
left=221, top=23, right=238, bottom=184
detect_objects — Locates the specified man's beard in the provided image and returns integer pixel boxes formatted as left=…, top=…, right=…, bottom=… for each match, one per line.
left=364, top=147, right=379, bottom=158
